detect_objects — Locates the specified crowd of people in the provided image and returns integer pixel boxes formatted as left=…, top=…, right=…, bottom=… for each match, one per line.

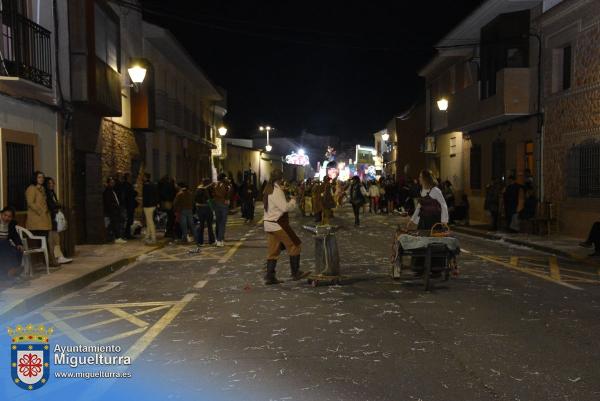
left=106, top=171, right=260, bottom=253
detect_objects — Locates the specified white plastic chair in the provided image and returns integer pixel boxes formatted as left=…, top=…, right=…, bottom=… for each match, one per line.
left=15, top=226, right=50, bottom=276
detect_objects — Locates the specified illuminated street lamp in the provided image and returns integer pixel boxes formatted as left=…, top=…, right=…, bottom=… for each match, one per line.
left=437, top=98, right=449, bottom=111
left=128, top=64, right=147, bottom=92
left=218, top=126, right=228, bottom=136
left=381, top=132, right=390, bottom=141
left=298, top=148, right=305, bottom=156
left=259, top=125, right=274, bottom=152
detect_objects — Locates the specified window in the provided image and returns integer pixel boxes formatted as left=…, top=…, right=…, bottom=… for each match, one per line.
left=94, top=3, right=119, bottom=72
left=491, top=140, right=506, bottom=180
left=6, top=142, right=34, bottom=211
left=567, top=141, right=600, bottom=198
left=551, top=45, right=571, bottom=93
left=470, top=144, right=482, bottom=190
left=449, top=136, right=457, bottom=157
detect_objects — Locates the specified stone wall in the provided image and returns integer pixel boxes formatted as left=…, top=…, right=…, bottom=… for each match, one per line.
left=99, top=118, right=141, bottom=181
left=541, top=0, right=600, bottom=236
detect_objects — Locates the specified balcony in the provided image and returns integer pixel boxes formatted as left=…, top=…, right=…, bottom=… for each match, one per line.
left=0, top=10, right=52, bottom=90
left=436, top=68, right=535, bottom=133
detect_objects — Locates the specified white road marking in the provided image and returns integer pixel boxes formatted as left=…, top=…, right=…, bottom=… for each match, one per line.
left=194, top=280, right=208, bottom=288
left=207, top=267, right=220, bottom=275
left=91, top=281, right=122, bottom=293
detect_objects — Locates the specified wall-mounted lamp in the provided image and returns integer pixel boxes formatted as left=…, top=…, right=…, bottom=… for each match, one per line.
left=218, top=126, right=228, bottom=136
left=437, top=98, right=449, bottom=111
left=128, top=65, right=147, bottom=92
left=382, top=132, right=390, bottom=141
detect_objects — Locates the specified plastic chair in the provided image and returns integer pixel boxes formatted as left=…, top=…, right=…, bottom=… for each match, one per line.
left=15, top=226, right=50, bottom=276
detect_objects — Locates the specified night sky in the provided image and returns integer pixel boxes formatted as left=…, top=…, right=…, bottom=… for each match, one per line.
left=138, top=0, right=485, bottom=141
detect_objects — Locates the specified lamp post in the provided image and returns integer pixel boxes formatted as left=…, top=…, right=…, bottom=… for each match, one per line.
left=259, top=125, right=273, bottom=152
left=218, top=126, right=228, bottom=136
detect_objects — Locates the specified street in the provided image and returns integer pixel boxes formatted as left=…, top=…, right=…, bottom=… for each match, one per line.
left=6, top=206, right=600, bottom=401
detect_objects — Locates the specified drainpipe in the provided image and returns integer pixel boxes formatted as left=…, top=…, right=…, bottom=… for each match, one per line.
left=528, top=32, right=544, bottom=202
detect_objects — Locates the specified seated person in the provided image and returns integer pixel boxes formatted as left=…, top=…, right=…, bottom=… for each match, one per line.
left=0, top=207, right=24, bottom=279
left=579, top=221, right=600, bottom=257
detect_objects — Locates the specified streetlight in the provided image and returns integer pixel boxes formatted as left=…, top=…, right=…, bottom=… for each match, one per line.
left=298, top=148, right=305, bottom=156
left=127, top=65, right=147, bottom=92
left=218, top=126, right=228, bottom=136
left=382, top=132, right=390, bottom=141
left=259, top=125, right=274, bottom=152
left=437, top=98, right=449, bottom=111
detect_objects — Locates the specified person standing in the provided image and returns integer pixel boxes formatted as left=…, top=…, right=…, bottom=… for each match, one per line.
left=173, top=183, right=194, bottom=243
left=240, top=176, right=257, bottom=223
left=484, top=179, right=501, bottom=231
left=212, top=173, right=232, bottom=247
left=117, top=173, right=136, bottom=239
left=407, top=170, right=449, bottom=230
left=349, top=176, right=368, bottom=226
left=263, top=169, right=308, bottom=285
left=158, top=176, right=176, bottom=238
left=44, top=177, right=72, bottom=264
left=103, top=177, right=127, bottom=244
left=26, top=171, right=57, bottom=265
left=311, top=180, right=323, bottom=223
left=503, top=176, right=523, bottom=233
left=142, top=173, right=159, bottom=244
left=368, top=180, right=380, bottom=214
left=321, top=177, right=336, bottom=225
left=191, top=178, right=215, bottom=251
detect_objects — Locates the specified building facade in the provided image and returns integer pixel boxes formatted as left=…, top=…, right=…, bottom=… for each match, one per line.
left=0, top=0, right=73, bottom=251
left=419, top=1, right=543, bottom=225
left=539, top=0, right=600, bottom=237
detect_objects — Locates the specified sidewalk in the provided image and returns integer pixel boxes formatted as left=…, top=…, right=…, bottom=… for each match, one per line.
left=451, top=224, right=595, bottom=261
left=0, top=239, right=164, bottom=321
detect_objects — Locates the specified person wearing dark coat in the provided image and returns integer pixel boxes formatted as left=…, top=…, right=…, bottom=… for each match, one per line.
left=158, top=176, right=177, bottom=238
left=0, top=207, right=24, bottom=279
left=103, top=177, right=126, bottom=243
left=117, top=173, right=137, bottom=239
left=240, top=177, right=258, bottom=222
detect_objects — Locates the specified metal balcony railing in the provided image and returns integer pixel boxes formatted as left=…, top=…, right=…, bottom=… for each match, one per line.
left=0, top=10, right=52, bottom=88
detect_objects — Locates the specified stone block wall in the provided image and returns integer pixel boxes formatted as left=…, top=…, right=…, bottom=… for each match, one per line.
left=541, top=0, right=600, bottom=236
left=99, top=118, right=141, bottom=181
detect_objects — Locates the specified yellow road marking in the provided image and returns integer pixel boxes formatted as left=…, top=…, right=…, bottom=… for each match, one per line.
left=218, top=240, right=244, bottom=264
left=97, top=327, right=148, bottom=344
left=126, top=293, right=196, bottom=361
left=108, top=308, right=149, bottom=328
left=510, top=256, right=519, bottom=267
left=549, top=256, right=561, bottom=280
left=41, top=310, right=92, bottom=345
left=48, top=300, right=181, bottom=311
left=473, top=254, right=582, bottom=290
left=60, top=308, right=103, bottom=322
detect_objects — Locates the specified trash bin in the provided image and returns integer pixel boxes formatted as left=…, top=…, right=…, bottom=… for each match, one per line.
left=303, top=225, right=340, bottom=276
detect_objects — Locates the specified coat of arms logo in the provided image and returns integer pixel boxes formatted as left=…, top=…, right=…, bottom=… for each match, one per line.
left=8, top=324, right=53, bottom=390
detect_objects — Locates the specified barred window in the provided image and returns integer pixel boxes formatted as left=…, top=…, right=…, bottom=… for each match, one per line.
left=567, top=141, right=600, bottom=198
left=6, top=142, right=34, bottom=211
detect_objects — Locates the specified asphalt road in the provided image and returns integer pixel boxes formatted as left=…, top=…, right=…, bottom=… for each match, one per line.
left=8, top=206, right=600, bottom=401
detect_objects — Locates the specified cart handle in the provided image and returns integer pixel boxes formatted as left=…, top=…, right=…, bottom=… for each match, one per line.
left=430, top=223, right=450, bottom=237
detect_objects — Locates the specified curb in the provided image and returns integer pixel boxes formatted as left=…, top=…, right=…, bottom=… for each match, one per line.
left=0, top=243, right=165, bottom=322
left=451, top=226, right=574, bottom=259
